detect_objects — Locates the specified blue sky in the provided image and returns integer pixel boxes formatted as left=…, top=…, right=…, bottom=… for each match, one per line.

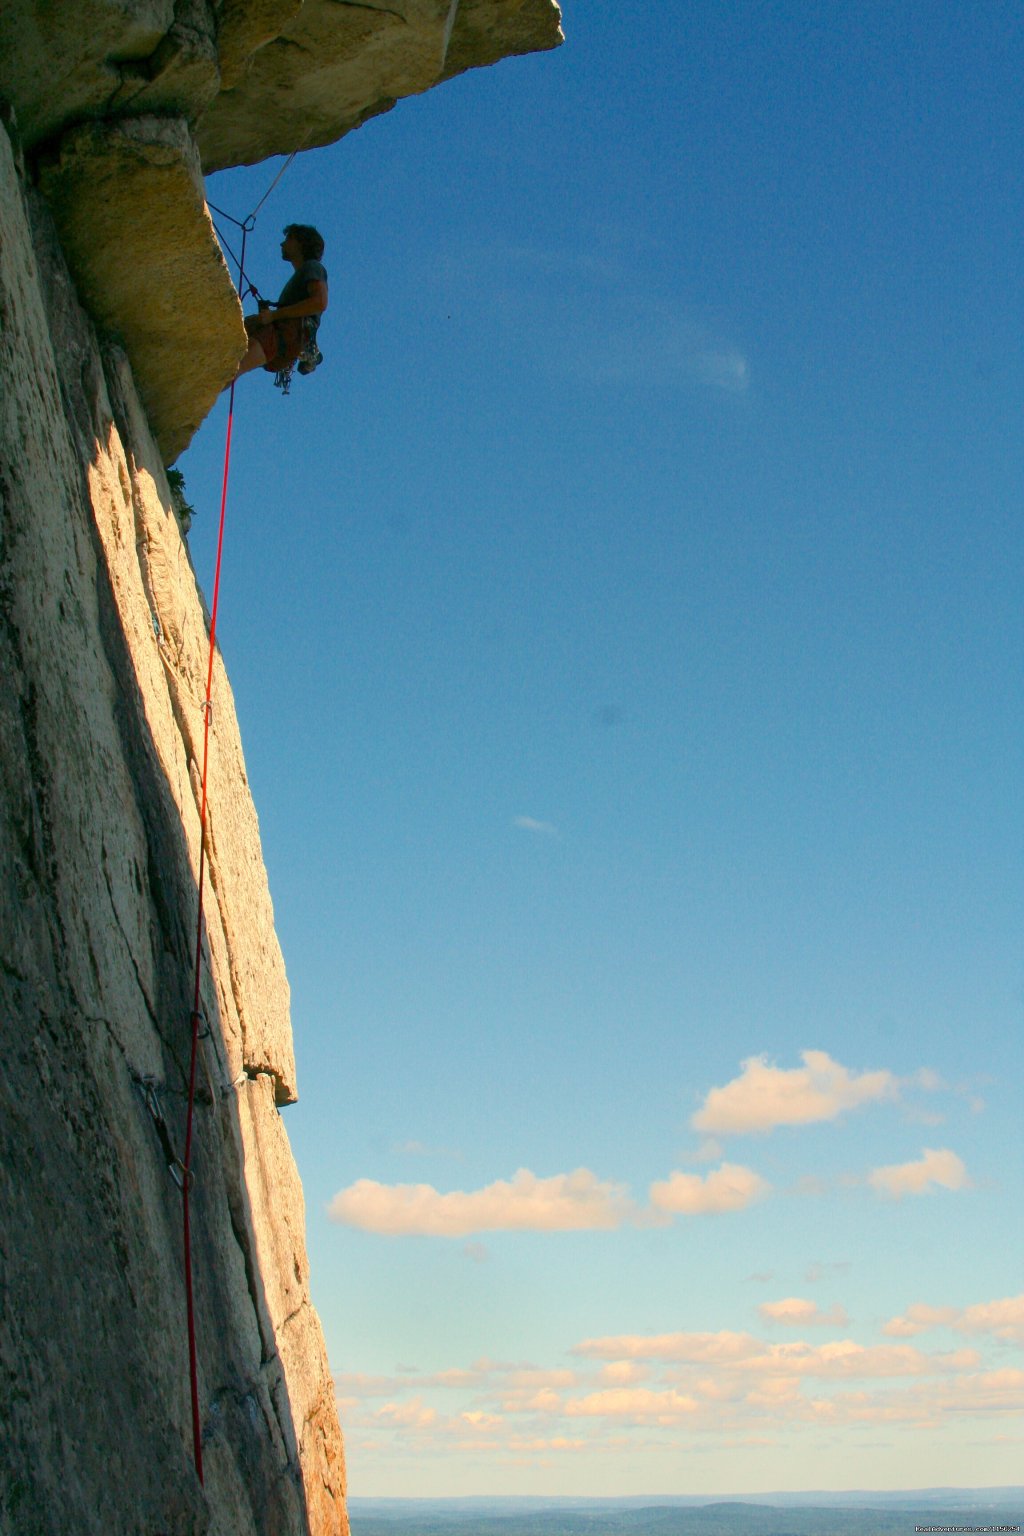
left=180, top=1, right=1023, bottom=1498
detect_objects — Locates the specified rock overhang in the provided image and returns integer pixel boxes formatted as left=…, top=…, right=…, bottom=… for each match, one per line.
left=1, top=0, right=563, bottom=462
left=196, top=0, right=564, bottom=171
left=39, top=116, right=244, bottom=466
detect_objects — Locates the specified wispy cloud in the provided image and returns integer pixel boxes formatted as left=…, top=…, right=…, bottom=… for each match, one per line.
left=559, top=299, right=751, bottom=393
left=328, top=1167, right=634, bottom=1236
left=758, top=1297, right=849, bottom=1328
left=804, top=1260, right=851, bottom=1283
left=692, top=1050, right=899, bottom=1135
left=392, top=1138, right=464, bottom=1161
left=648, top=1163, right=769, bottom=1216
left=513, top=815, right=559, bottom=837
left=692, top=348, right=750, bottom=393
left=440, top=239, right=751, bottom=398
left=868, top=1147, right=970, bottom=1200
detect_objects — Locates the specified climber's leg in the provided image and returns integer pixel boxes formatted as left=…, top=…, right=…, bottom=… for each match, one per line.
left=234, top=336, right=269, bottom=378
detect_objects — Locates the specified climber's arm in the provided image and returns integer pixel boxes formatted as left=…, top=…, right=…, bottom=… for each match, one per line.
left=268, top=280, right=328, bottom=323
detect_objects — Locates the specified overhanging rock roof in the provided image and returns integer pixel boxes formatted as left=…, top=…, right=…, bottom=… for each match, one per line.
left=198, top=0, right=564, bottom=171
left=3, top=0, right=563, bottom=462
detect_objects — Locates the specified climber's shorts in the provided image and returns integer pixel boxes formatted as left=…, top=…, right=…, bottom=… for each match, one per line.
left=246, top=315, right=304, bottom=371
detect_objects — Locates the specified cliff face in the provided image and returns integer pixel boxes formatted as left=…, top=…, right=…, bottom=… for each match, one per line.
left=0, top=115, right=343, bottom=1533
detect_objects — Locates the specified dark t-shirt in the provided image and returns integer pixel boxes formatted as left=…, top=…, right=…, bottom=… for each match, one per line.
left=277, top=259, right=328, bottom=334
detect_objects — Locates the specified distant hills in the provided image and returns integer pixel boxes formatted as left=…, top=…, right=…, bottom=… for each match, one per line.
left=348, top=1489, right=1023, bottom=1536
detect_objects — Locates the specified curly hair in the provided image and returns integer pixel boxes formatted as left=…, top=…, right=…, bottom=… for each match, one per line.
left=283, top=223, right=325, bottom=261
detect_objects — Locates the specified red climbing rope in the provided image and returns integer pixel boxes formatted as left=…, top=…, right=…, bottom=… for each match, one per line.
left=180, top=142, right=306, bottom=1481
left=181, top=225, right=247, bottom=1485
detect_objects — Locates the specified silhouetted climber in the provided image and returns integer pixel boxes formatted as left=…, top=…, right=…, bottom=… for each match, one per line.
left=234, top=223, right=328, bottom=392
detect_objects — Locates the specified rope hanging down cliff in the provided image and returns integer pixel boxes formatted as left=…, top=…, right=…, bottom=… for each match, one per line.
left=180, top=220, right=244, bottom=1489
left=181, top=153, right=305, bottom=1485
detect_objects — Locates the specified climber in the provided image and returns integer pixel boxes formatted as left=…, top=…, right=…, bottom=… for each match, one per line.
left=233, top=223, right=328, bottom=390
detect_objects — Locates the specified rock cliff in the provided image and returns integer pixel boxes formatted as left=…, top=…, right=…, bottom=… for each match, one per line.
left=0, top=3, right=561, bottom=1533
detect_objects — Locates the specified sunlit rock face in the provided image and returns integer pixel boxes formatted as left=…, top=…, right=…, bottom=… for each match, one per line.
left=0, top=0, right=562, bottom=462
left=0, top=114, right=345, bottom=1534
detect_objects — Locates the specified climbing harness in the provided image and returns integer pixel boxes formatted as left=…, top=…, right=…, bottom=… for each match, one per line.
left=208, top=138, right=326, bottom=398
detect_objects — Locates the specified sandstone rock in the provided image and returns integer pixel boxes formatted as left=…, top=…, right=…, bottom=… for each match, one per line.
left=0, top=0, right=174, bottom=148
left=0, top=115, right=345, bottom=1534
left=0, top=0, right=219, bottom=146
left=38, top=114, right=245, bottom=466
left=0, top=0, right=562, bottom=164
left=217, top=0, right=306, bottom=92
left=236, top=1073, right=348, bottom=1531
left=197, top=0, right=564, bottom=171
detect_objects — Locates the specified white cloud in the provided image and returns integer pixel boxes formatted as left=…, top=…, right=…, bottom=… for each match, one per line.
left=392, top=1138, right=464, bottom=1160
left=341, top=1321, right=1024, bottom=1471
left=884, top=1294, right=1024, bottom=1344
left=574, top=1331, right=758, bottom=1364
left=565, top=1387, right=699, bottom=1423
left=648, top=1163, right=769, bottom=1216
left=504, top=1368, right=578, bottom=1390
left=597, top=1361, right=650, bottom=1386
left=374, top=1398, right=438, bottom=1429
left=693, top=348, right=750, bottom=393
left=882, top=1304, right=957, bottom=1338
left=868, top=1147, right=970, bottom=1200
left=328, top=1167, right=634, bottom=1236
left=503, top=1387, right=564, bottom=1415
left=513, top=815, right=559, bottom=837
left=692, top=1050, right=898, bottom=1135
left=722, top=1339, right=979, bottom=1382
left=759, top=1298, right=849, bottom=1328
left=459, top=1410, right=503, bottom=1431
left=572, top=1330, right=978, bottom=1383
